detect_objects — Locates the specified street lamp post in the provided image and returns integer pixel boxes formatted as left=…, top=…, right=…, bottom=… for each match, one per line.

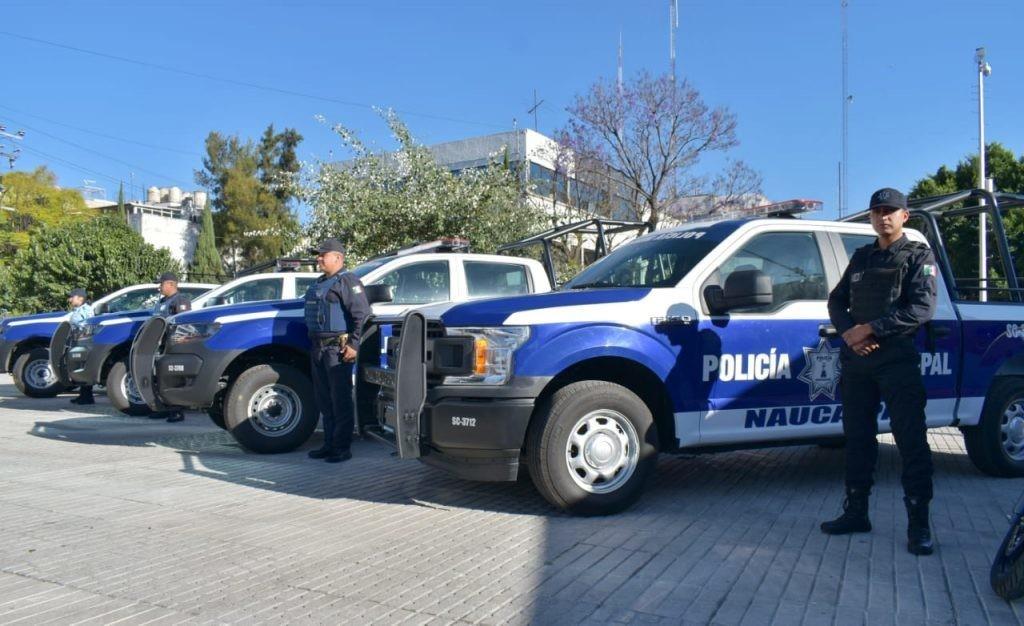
left=976, top=47, right=992, bottom=302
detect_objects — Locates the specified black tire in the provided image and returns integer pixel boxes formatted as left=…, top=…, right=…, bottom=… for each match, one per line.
left=963, top=377, right=1024, bottom=477
left=992, top=509, right=1024, bottom=600
left=525, top=380, right=659, bottom=516
left=12, top=347, right=63, bottom=398
left=207, top=394, right=226, bottom=430
left=223, top=364, right=316, bottom=454
left=105, top=359, right=152, bottom=416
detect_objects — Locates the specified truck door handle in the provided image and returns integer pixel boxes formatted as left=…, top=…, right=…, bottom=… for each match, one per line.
left=931, top=324, right=953, bottom=338
left=819, top=324, right=838, bottom=338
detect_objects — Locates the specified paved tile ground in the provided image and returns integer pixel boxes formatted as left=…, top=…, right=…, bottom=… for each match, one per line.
left=0, top=373, right=1022, bottom=625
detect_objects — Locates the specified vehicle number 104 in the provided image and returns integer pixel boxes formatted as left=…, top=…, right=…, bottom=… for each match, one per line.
left=451, top=416, right=477, bottom=427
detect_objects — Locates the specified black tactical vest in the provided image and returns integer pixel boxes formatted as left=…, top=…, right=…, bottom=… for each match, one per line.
left=848, top=243, right=923, bottom=324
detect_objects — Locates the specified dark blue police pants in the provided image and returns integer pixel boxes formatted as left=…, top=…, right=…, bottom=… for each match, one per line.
left=310, top=343, right=354, bottom=454
left=839, top=340, right=934, bottom=500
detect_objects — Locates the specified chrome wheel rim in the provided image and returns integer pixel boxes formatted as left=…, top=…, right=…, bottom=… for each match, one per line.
left=26, top=358, right=57, bottom=389
left=565, top=409, right=639, bottom=494
left=121, top=371, right=145, bottom=406
left=1000, top=399, right=1024, bottom=462
left=247, top=384, right=302, bottom=437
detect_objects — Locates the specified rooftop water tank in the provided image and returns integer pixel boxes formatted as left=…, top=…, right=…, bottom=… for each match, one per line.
left=147, top=186, right=161, bottom=203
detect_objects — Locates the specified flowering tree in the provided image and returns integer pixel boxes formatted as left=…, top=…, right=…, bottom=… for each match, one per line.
left=304, top=112, right=545, bottom=262
left=560, top=71, right=762, bottom=229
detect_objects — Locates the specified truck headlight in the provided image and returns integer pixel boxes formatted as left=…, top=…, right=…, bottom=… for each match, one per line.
left=75, top=322, right=100, bottom=341
left=167, top=322, right=221, bottom=345
left=443, top=326, right=530, bottom=385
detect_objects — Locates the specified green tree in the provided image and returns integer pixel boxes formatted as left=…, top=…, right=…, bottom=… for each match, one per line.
left=195, top=125, right=303, bottom=271
left=0, top=216, right=178, bottom=314
left=189, top=201, right=225, bottom=282
left=910, top=142, right=1024, bottom=290
left=117, top=181, right=126, bottom=223
left=303, top=111, right=544, bottom=262
left=0, top=167, right=97, bottom=256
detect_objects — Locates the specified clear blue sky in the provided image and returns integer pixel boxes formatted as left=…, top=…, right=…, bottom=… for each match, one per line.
left=2, top=0, right=1021, bottom=221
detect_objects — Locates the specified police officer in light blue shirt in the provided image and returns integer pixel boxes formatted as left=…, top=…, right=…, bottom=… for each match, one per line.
left=305, top=238, right=371, bottom=463
left=67, top=288, right=95, bottom=405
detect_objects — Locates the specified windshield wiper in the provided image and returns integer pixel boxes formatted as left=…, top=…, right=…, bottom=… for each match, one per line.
left=567, top=281, right=616, bottom=290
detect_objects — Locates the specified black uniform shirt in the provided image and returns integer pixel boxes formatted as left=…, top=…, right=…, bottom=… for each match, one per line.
left=154, top=291, right=192, bottom=318
left=828, top=234, right=938, bottom=339
left=318, top=271, right=372, bottom=350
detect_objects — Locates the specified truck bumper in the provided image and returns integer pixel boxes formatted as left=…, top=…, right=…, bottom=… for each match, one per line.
left=0, top=339, right=13, bottom=373
left=154, top=348, right=239, bottom=409
left=359, top=313, right=549, bottom=482
left=68, top=343, right=112, bottom=385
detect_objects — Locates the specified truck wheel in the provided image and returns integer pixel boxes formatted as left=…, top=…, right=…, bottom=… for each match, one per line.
left=964, top=377, right=1024, bottom=477
left=12, top=347, right=63, bottom=398
left=106, top=359, right=152, bottom=416
left=207, top=394, right=226, bottom=430
left=526, top=380, right=658, bottom=516
left=223, top=364, right=315, bottom=454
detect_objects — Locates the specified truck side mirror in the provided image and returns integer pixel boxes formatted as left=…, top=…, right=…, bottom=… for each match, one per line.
left=723, top=269, right=773, bottom=310
left=92, top=303, right=106, bottom=315
left=705, top=269, right=773, bottom=314
left=365, top=284, right=393, bottom=305
left=211, top=296, right=228, bottom=306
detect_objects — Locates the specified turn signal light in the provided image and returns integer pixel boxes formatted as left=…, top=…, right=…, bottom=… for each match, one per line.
left=474, top=338, right=488, bottom=375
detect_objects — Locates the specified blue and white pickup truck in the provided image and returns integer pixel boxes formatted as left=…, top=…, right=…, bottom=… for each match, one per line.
left=54, top=270, right=321, bottom=415
left=130, top=246, right=552, bottom=453
left=0, top=282, right=214, bottom=398
left=357, top=190, right=1024, bottom=515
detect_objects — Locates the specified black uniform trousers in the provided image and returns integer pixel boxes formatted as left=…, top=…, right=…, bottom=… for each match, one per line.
left=839, top=337, right=933, bottom=500
left=310, top=340, right=354, bottom=453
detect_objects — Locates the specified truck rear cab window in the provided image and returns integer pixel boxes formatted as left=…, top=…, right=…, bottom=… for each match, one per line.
left=708, top=231, right=828, bottom=312
left=465, top=261, right=530, bottom=297
left=838, top=233, right=876, bottom=269
left=376, top=261, right=451, bottom=305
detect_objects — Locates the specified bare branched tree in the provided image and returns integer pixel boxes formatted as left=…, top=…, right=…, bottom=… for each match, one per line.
left=560, top=71, right=762, bottom=229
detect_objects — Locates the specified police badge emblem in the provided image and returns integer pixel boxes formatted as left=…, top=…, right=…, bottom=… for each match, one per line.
left=798, top=338, right=842, bottom=401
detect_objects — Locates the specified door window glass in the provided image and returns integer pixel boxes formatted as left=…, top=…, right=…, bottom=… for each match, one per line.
left=373, top=261, right=450, bottom=305
left=712, top=232, right=828, bottom=312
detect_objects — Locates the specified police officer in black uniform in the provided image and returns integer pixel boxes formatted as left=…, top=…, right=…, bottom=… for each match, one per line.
left=151, top=271, right=192, bottom=423
left=305, top=238, right=371, bottom=463
left=822, top=187, right=938, bottom=556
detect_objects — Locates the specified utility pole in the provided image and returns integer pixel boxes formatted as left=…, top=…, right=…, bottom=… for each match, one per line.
left=0, top=124, right=25, bottom=169
left=527, top=90, right=544, bottom=131
left=976, top=47, right=992, bottom=302
left=618, top=30, right=624, bottom=96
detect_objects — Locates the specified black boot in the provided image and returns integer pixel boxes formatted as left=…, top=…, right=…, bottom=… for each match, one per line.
left=904, top=496, right=934, bottom=556
left=821, top=488, right=872, bottom=535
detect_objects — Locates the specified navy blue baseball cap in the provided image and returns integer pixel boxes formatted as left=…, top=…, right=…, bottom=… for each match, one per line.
left=67, top=288, right=87, bottom=298
left=312, top=238, right=346, bottom=255
left=868, top=187, right=908, bottom=211
left=158, top=271, right=179, bottom=283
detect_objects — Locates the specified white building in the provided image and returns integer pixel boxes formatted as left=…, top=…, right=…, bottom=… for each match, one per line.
left=110, top=187, right=208, bottom=266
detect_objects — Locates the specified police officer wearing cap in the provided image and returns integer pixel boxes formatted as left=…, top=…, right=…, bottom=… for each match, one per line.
left=305, top=238, right=371, bottom=463
left=67, top=288, right=95, bottom=405
left=822, top=187, right=938, bottom=556
left=152, top=271, right=192, bottom=422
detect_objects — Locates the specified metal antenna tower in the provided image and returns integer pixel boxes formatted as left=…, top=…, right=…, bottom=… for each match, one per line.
left=840, top=0, right=849, bottom=218
left=618, top=30, right=624, bottom=95
left=669, top=0, right=678, bottom=82
left=527, top=89, right=544, bottom=131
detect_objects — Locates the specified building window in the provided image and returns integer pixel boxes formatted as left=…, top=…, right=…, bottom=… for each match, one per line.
left=529, top=161, right=568, bottom=204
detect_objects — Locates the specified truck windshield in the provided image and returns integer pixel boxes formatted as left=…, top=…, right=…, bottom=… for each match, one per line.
left=351, top=258, right=391, bottom=278
left=563, top=232, right=720, bottom=289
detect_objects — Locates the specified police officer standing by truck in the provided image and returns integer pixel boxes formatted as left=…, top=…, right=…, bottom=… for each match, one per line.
left=152, top=272, right=192, bottom=422
left=823, top=187, right=938, bottom=556
left=305, top=238, right=371, bottom=463
left=67, top=288, right=95, bottom=405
